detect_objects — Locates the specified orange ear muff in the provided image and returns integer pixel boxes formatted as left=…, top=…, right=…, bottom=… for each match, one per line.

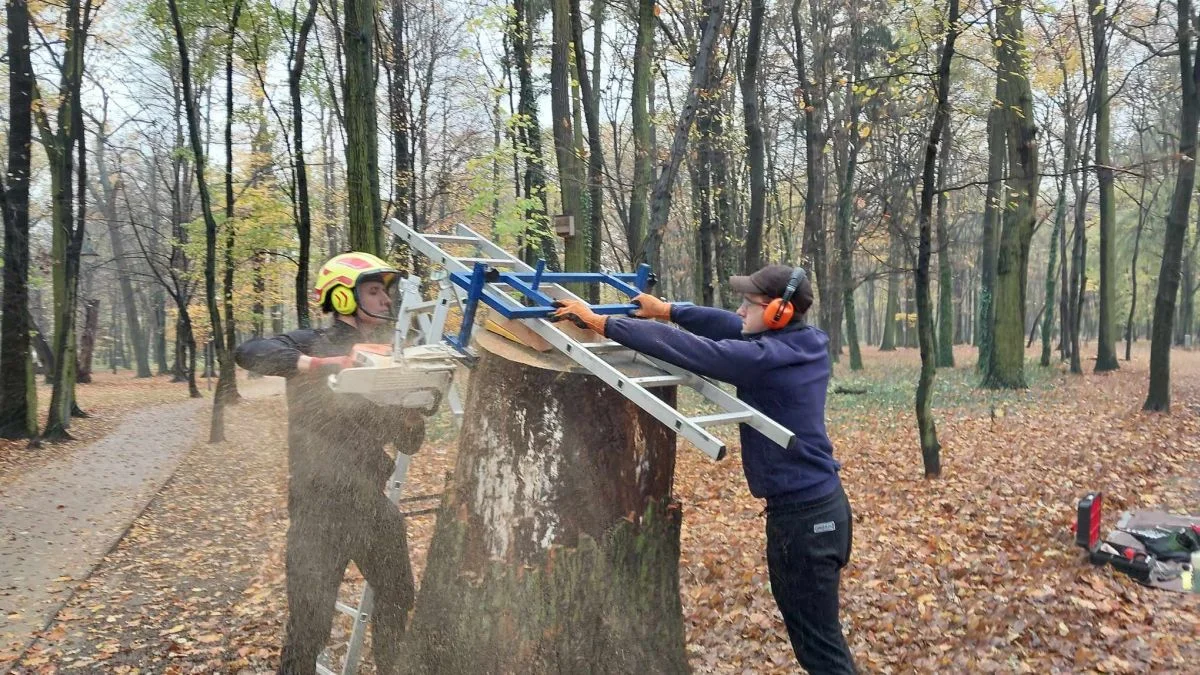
left=763, top=298, right=794, bottom=330
left=329, top=285, right=358, bottom=315
left=763, top=267, right=807, bottom=330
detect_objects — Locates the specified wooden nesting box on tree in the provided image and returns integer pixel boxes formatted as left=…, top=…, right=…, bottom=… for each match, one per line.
left=402, top=329, right=687, bottom=673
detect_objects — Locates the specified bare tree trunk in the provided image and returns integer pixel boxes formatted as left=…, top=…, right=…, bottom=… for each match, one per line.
left=741, top=0, right=766, bottom=271
left=647, top=0, right=724, bottom=273
left=983, top=0, right=1039, bottom=390
left=344, top=0, right=383, bottom=254
left=1146, top=0, right=1200, bottom=411
left=220, top=0, right=244, bottom=405
left=935, top=114, right=954, bottom=368
left=403, top=344, right=686, bottom=672
left=167, top=0, right=234, bottom=439
left=291, top=0, right=319, bottom=327
left=76, top=299, right=100, bottom=384
left=977, top=88, right=1004, bottom=372
left=0, top=0, right=38, bottom=438
left=914, top=0, right=959, bottom=477
left=1091, top=0, right=1118, bottom=371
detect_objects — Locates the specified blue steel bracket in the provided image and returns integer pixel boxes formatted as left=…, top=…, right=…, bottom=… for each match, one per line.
left=446, top=261, right=688, bottom=349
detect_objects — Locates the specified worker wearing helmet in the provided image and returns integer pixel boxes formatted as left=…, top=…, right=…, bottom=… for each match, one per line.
left=235, top=252, right=425, bottom=675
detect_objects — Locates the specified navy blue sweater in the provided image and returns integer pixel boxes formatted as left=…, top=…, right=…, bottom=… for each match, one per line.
left=605, top=305, right=841, bottom=505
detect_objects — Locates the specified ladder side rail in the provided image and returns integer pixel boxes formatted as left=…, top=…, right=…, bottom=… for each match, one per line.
left=634, top=353, right=796, bottom=449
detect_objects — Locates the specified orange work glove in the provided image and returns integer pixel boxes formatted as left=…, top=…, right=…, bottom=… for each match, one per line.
left=299, top=354, right=356, bottom=374
left=550, top=299, right=608, bottom=336
left=631, top=293, right=672, bottom=320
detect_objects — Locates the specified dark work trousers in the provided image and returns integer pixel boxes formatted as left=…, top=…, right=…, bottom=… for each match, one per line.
left=278, top=488, right=415, bottom=675
left=765, top=485, right=856, bottom=674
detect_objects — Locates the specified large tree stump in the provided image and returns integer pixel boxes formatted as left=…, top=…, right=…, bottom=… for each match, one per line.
left=403, top=331, right=687, bottom=674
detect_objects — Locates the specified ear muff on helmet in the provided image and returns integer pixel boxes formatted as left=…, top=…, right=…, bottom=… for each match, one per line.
left=329, top=285, right=357, bottom=315
left=763, top=267, right=807, bottom=330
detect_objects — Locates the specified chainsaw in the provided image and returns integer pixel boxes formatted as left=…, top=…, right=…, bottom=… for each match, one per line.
left=327, top=343, right=463, bottom=413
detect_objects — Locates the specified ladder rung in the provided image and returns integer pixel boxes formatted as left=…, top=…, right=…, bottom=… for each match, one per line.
left=583, top=341, right=629, bottom=352
left=334, top=601, right=359, bottom=617
left=424, top=234, right=479, bottom=244
left=690, top=411, right=755, bottom=427
left=460, top=257, right=518, bottom=266
left=630, top=375, right=691, bottom=387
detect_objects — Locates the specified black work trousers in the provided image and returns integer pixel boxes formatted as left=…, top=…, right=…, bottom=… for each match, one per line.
left=278, top=488, right=414, bottom=675
left=766, top=486, right=857, bottom=674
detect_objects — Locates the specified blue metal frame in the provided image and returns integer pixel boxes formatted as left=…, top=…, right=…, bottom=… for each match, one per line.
left=448, top=261, right=680, bottom=350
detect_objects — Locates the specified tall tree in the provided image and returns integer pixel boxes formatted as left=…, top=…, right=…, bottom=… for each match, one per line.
left=220, top=0, right=244, bottom=405
left=915, top=0, right=959, bottom=478
left=1145, top=0, right=1200, bottom=411
left=290, top=0, right=319, bottom=326
left=983, top=0, right=1039, bottom=389
left=646, top=0, right=725, bottom=273
left=571, top=0, right=606, bottom=295
left=551, top=0, right=586, bottom=271
left=1090, top=0, right=1118, bottom=371
left=510, top=0, right=560, bottom=269
left=35, top=0, right=96, bottom=440
left=344, top=0, right=382, bottom=254
left=0, top=0, right=38, bottom=438
left=741, top=0, right=766, bottom=271
left=627, top=0, right=655, bottom=265
left=167, top=0, right=235, bottom=441
left=835, top=0, right=864, bottom=370
left=90, top=102, right=153, bottom=378
left=935, top=115, right=954, bottom=368
left=976, top=95, right=1003, bottom=373
left=1041, top=156, right=1066, bottom=368
left=792, top=0, right=832, bottom=332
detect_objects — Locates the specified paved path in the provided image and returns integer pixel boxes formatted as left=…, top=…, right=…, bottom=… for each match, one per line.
left=0, top=377, right=286, bottom=664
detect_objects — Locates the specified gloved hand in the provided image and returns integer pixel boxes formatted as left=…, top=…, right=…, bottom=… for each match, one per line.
left=550, top=299, right=607, bottom=336
left=298, top=354, right=356, bottom=374
left=631, top=293, right=671, bottom=320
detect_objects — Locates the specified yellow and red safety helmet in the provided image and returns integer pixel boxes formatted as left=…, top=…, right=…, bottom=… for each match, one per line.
left=313, top=252, right=399, bottom=316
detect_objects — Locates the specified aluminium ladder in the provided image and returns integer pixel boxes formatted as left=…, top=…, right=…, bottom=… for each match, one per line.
left=387, top=217, right=795, bottom=461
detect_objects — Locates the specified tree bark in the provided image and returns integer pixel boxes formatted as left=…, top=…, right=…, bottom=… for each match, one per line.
left=976, top=85, right=1003, bottom=372
left=39, top=0, right=92, bottom=440
left=647, top=0, right=724, bottom=274
left=984, top=0, right=1039, bottom=389
left=792, top=0, right=830, bottom=332
left=76, top=299, right=100, bottom=384
left=551, top=0, right=586, bottom=272
left=1146, top=0, right=1200, bottom=411
left=403, top=342, right=686, bottom=673
left=0, top=0, right=38, bottom=438
left=511, top=0, right=560, bottom=269
left=835, top=5, right=863, bottom=370
left=344, top=0, right=383, bottom=255
left=1090, top=0, right=1118, bottom=372
left=627, top=0, right=656, bottom=266
left=914, top=0, right=958, bottom=477
left=741, top=0, right=766, bottom=272
left=221, top=0, right=244, bottom=405
left=935, top=113, right=954, bottom=368
left=1041, top=169, right=1065, bottom=367
left=167, top=0, right=234, bottom=438
left=572, top=0, right=606, bottom=299
left=291, top=0, right=319, bottom=327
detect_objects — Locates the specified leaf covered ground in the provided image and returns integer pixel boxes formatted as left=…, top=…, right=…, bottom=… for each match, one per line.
left=5, top=345, right=1199, bottom=674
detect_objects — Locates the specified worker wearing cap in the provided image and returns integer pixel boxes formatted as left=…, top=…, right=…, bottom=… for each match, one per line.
left=235, top=252, right=425, bottom=675
left=552, top=264, right=855, bottom=674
